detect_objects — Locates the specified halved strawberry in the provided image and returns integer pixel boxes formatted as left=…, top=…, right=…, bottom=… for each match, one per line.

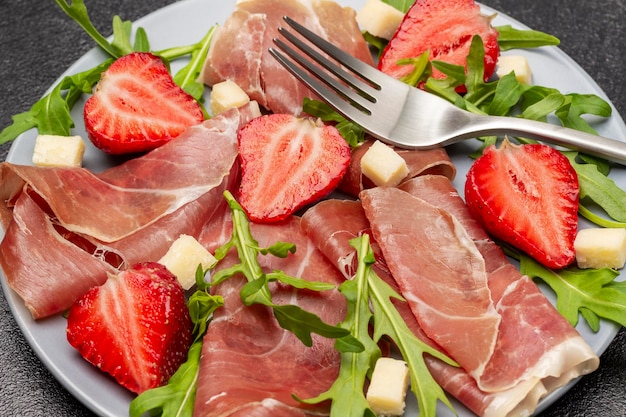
left=237, top=114, right=351, bottom=223
left=378, top=0, right=499, bottom=84
left=66, top=262, right=192, bottom=394
left=84, top=52, right=204, bottom=155
left=465, top=140, right=579, bottom=269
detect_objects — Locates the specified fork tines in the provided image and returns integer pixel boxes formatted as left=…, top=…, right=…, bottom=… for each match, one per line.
left=269, top=16, right=379, bottom=117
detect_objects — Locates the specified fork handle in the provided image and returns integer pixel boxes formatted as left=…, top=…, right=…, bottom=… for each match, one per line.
left=474, top=115, right=626, bottom=164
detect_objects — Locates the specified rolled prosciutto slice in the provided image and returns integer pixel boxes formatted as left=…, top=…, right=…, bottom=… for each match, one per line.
left=0, top=102, right=260, bottom=318
left=338, top=139, right=456, bottom=196
left=360, top=186, right=502, bottom=382
left=399, top=175, right=599, bottom=395
left=301, top=199, right=545, bottom=417
left=201, top=0, right=374, bottom=115
left=193, top=216, right=346, bottom=417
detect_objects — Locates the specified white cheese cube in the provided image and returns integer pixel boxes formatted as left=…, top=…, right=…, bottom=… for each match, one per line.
left=496, top=55, right=533, bottom=85
left=360, top=140, right=410, bottom=187
left=574, top=228, right=626, bottom=269
left=32, top=134, right=86, bottom=168
left=210, top=80, right=250, bottom=115
left=366, top=357, right=410, bottom=416
left=158, top=234, right=217, bottom=290
left=357, top=0, right=405, bottom=40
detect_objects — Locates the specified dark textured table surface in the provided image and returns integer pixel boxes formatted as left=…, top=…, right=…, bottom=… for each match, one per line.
left=1, top=0, right=625, bottom=416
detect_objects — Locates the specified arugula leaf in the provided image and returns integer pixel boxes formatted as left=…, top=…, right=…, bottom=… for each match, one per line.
left=397, top=51, right=432, bottom=86
left=302, top=235, right=456, bottom=417
left=129, top=267, right=224, bottom=417
left=55, top=0, right=129, bottom=58
left=519, top=253, right=626, bottom=331
left=298, top=235, right=382, bottom=417
left=495, top=25, right=560, bottom=51
left=565, top=152, right=626, bottom=222
left=210, top=191, right=357, bottom=349
left=173, top=26, right=217, bottom=103
left=302, top=98, right=366, bottom=148
left=0, top=61, right=111, bottom=144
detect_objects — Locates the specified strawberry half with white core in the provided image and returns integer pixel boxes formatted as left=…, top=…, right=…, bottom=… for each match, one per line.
left=378, top=0, right=499, bottom=83
left=237, top=114, right=351, bottom=223
left=84, top=52, right=204, bottom=154
left=465, top=140, right=580, bottom=269
left=66, top=262, right=192, bottom=394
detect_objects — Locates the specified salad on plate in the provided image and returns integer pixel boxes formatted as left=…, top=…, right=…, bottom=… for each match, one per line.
left=1, top=1, right=626, bottom=417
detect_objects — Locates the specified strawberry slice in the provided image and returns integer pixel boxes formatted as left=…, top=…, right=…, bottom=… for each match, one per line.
left=66, top=262, right=192, bottom=394
left=465, top=140, right=579, bottom=269
left=84, top=52, right=204, bottom=155
left=378, top=0, right=499, bottom=84
left=237, top=114, right=351, bottom=223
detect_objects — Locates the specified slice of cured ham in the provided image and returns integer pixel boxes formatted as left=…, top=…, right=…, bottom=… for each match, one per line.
left=201, top=0, right=374, bottom=115
left=399, top=176, right=599, bottom=395
left=193, top=216, right=346, bottom=417
left=303, top=191, right=599, bottom=417
left=301, top=199, right=532, bottom=417
left=0, top=102, right=261, bottom=318
left=338, top=139, right=456, bottom=196
left=360, top=186, right=502, bottom=381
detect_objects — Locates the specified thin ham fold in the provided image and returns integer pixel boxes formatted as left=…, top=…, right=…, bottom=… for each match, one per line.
left=0, top=102, right=261, bottom=319
left=338, top=139, right=456, bottom=196
left=301, top=175, right=599, bottom=417
left=202, top=0, right=374, bottom=115
left=194, top=216, right=346, bottom=417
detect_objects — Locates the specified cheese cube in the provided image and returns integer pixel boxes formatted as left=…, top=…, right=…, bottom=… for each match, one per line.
left=357, top=0, right=405, bottom=40
left=360, top=140, right=410, bottom=187
left=366, top=357, right=410, bottom=416
left=210, top=80, right=250, bottom=115
left=32, top=134, right=86, bottom=168
left=496, top=55, right=533, bottom=85
left=574, top=228, right=626, bottom=269
left=158, top=234, right=217, bottom=290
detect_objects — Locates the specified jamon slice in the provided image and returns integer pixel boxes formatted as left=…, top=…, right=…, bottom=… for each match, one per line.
left=0, top=103, right=260, bottom=318
left=301, top=199, right=547, bottom=417
left=360, top=186, right=501, bottom=381
left=202, top=0, right=374, bottom=115
left=338, top=139, right=456, bottom=196
left=193, top=216, right=345, bottom=417
left=400, top=176, right=599, bottom=395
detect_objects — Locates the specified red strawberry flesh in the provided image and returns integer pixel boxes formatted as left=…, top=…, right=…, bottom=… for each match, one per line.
left=379, top=0, right=499, bottom=83
left=465, top=140, right=579, bottom=269
left=84, top=52, right=204, bottom=155
left=237, top=114, right=351, bottom=223
left=66, top=262, right=192, bottom=394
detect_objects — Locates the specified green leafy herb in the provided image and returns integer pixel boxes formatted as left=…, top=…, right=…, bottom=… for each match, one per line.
left=565, top=152, right=626, bottom=223
left=519, top=253, right=626, bottom=331
left=129, top=266, right=224, bottom=417
left=495, top=25, right=560, bottom=51
left=172, top=25, right=216, bottom=103
left=211, top=191, right=359, bottom=349
left=302, top=98, right=366, bottom=148
left=302, top=235, right=456, bottom=417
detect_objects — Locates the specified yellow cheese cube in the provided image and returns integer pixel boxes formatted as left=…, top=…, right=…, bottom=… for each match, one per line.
left=366, top=357, right=410, bottom=416
left=496, top=55, right=533, bottom=85
left=360, top=140, right=410, bottom=187
left=357, top=0, right=405, bottom=40
left=158, top=234, right=217, bottom=290
left=32, top=134, right=86, bottom=168
left=574, top=228, right=626, bottom=269
left=210, top=80, right=250, bottom=115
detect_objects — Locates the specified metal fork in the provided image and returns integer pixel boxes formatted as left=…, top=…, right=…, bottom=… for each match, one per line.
left=269, top=16, right=626, bottom=164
